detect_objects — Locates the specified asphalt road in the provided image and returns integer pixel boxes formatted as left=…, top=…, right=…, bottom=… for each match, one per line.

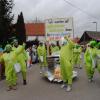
left=0, top=64, right=100, bottom=100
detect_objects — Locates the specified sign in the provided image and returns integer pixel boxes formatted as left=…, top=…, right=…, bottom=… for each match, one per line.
left=45, top=17, right=73, bottom=41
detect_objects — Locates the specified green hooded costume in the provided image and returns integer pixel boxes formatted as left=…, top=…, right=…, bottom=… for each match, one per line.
left=37, top=44, right=47, bottom=68
left=60, top=37, right=74, bottom=85
left=51, top=45, right=60, bottom=54
left=12, top=39, right=28, bottom=82
left=84, top=41, right=97, bottom=80
left=0, top=44, right=25, bottom=87
left=96, top=42, right=100, bottom=73
left=12, top=46, right=28, bottom=80
left=73, top=45, right=82, bottom=66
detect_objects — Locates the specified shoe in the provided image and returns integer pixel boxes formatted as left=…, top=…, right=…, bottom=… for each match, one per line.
left=66, top=85, right=72, bottom=92
left=54, top=79, right=58, bottom=82
left=79, top=67, right=82, bottom=69
left=23, top=80, right=27, bottom=85
left=12, top=86, right=17, bottom=90
left=40, top=71, right=42, bottom=74
left=79, top=65, right=82, bottom=69
left=88, top=79, right=93, bottom=82
left=61, top=84, right=67, bottom=88
left=58, top=79, right=62, bottom=83
left=6, top=86, right=12, bottom=91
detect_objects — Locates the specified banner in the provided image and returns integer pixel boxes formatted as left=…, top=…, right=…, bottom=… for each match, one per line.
left=45, top=17, right=73, bottom=41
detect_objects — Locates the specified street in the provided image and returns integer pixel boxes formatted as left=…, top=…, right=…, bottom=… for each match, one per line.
left=0, top=64, right=100, bottom=100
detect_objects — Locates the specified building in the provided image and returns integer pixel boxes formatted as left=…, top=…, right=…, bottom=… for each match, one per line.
left=25, top=23, right=45, bottom=41
left=79, top=31, right=100, bottom=45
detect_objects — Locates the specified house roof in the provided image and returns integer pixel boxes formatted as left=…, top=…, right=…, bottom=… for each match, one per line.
left=85, top=31, right=100, bottom=41
left=25, top=23, right=45, bottom=36
left=79, top=31, right=100, bottom=44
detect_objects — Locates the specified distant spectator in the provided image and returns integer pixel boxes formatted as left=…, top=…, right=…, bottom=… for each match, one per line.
left=0, top=45, right=3, bottom=52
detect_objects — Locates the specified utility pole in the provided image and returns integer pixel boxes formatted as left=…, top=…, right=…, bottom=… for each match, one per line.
left=72, top=17, right=74, bottom=38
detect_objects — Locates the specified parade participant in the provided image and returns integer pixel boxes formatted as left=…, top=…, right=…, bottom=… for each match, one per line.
left=26, top=48, right=31, bottom=68
left=0, top=45, right=3, bottom=52
left=12, top=39, right=28, bottom=85
left=96, top=42, right=100, bottom=49
left=0, top=44, right=25, bottom=91
left=84, top=41, right=97, bottom=82
left=37, top=42, right=47, bottom=73
left=60, top=35, right=75, bottom=92
left=0, top=45, right=4, bottom=80
left=73, top=44, right=82, bottom=69
left=50, top=43, right=60, bottom=54
left=96, top=42, right=100, bottom=73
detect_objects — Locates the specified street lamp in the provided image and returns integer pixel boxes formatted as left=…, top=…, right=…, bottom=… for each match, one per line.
left=92, top=22, right=97, bottom=32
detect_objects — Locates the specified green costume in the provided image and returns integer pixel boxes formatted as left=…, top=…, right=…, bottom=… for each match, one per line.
left=12, top=46, right=28, bottom=81
left=96, top=42, right=100, bottom=49
left=0, top=44, right=25, bottom=87
left=84, top=41, right=97, bottom=80
left=96, top=42, right=100, bottom=73
left=73, top=45, right=82, bottom=67
left=37, top=44, right=47, bottom=68
left=51, top=46, right=59, bottom=54
left=60, top=37, right=74, bottom=85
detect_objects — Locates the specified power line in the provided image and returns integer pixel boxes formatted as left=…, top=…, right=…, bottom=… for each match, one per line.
left=63, top=0, right=99, bottom=20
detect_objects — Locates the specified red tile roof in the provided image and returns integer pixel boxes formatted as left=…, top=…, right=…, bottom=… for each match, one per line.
left=25, top=23, right=45, bottom=36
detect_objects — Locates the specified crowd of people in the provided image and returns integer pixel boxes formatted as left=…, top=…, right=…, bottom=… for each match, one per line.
left=36, top=36, right=100, bottom=92
left=0, top=39, right=27, bottom=91
left=0, top=36, right=100, bottom=92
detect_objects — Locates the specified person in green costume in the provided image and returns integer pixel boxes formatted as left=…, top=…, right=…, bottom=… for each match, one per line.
left=60, top=36, right=75, bottom=92
left=84, top=41, right=97, bottom=82
left=37, top=42, right=48, bottom=73
left=95, top=42, right=100, bottom=73
left=0, top=44, right=25, bottom=91
left=50, top=43, right=60, bottom=54
left=73, top=45, right=82, bottom=69
left=96, top=42, right=100, bottom=49
left=12, top=39, right=28, bottom=85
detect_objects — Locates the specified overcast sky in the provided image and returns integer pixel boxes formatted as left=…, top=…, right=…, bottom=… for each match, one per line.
left=13, top=0, right=100, bottom=37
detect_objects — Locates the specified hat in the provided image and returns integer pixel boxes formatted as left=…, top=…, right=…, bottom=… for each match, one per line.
left=89, top=41, right=97, bottom=47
